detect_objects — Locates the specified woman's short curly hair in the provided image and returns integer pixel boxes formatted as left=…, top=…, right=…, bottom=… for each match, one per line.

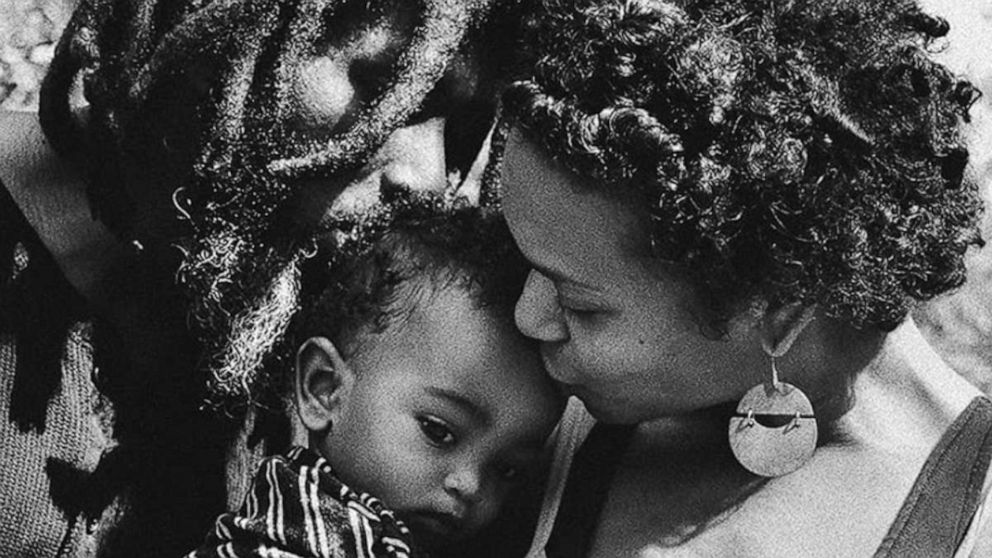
left=491, top=0, right=984, bottom=330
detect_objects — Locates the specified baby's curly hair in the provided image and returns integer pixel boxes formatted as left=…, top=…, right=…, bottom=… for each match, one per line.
left=294, top=191, right=530, bottom=363
left=489, top=0, right=984, bottom=330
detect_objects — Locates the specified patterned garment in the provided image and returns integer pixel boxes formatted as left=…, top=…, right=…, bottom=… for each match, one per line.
left=188, top=446, right=420, bottom=558
left=2, top=180, right=229, bottom=556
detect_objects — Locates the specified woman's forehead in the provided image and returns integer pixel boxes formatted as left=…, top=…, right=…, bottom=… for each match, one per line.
left=501, top=130, right=654, bottom=291
left=503, top=129, right=645, bottom=242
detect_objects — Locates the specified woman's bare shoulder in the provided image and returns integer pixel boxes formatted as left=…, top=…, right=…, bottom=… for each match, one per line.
left=589, top=415, right=929, bottom=558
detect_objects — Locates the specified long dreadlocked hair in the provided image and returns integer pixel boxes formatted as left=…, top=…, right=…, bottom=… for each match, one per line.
left=486, top=0, right=984, bottom=331
left=38, top=0, right=520, bottom=406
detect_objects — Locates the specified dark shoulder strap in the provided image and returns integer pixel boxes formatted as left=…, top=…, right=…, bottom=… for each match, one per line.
left=875, top=397, right=992, bottom=558
left=545, top=422, right=637, bottom=558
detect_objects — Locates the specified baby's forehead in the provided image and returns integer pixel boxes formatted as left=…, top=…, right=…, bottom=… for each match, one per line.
left=416, top=373, right=560, bottom=445
left=382, top=283, right=556, bottom=406
left=392, top=279, right=516, bottom=340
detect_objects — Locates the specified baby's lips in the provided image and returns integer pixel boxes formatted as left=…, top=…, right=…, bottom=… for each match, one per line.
left=402, top=510, right=465, bottom=547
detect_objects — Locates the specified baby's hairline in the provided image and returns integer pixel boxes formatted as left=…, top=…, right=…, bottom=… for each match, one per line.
left=323, top=274, right=563, bottom=419
left=336, top=272, right=531, bottom=368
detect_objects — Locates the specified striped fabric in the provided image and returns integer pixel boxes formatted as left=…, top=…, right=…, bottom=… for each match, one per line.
left=187, top=446, right=420, bottom=558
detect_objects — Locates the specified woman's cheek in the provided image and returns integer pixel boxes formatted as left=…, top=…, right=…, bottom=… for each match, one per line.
left=576, top=331, right=632, bottom=382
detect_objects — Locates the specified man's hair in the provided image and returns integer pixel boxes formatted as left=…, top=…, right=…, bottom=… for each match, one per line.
left=488, top=0, right=983, bottom=331
left=295, top=195, right=531, bottom=363
left=40, top=0, right=509, bottom=227
left=38, top=0, right=522, bottom=404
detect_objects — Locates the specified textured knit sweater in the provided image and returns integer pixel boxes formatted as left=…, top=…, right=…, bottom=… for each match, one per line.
left=0, top=182, right=234, bottom=557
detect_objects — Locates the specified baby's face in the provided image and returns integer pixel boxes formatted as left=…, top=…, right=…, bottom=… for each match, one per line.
left=313, top=285, right=562, bottom=549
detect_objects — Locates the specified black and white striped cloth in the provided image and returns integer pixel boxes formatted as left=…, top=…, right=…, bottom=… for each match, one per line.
left=187, top=446, right=419, bottom=558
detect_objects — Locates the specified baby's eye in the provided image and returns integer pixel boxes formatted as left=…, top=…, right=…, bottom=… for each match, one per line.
left=418, top=416, right=456, bottom=448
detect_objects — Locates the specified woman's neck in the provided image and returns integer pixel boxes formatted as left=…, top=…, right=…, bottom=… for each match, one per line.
left=831, top=317, right=980, bottom=452
left=0, top=110, right=125, bottom=305
left=612, top=318, right=982, bottom=557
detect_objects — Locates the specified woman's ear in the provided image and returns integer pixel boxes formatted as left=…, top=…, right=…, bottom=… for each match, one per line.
left=760, top=303, right=818, bottom=357
left=295, top=337, right=354, bottom=434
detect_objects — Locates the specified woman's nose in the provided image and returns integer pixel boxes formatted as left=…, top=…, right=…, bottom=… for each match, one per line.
left=515, top=270, right=569, bottom=343
left=376, top=116, right=449, bottom=198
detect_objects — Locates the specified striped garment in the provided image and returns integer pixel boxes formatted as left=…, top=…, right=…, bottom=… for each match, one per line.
left=187, top=446, right=420, bottom=558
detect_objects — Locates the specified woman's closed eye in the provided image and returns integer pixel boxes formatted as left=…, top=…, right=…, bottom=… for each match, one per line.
left=557, top=292, right=606, bottom=319
left=417, top=415, right=457, bottom=448
left=551, top=278, right=609, bottom=318
left=560, top=303, right=600, bottom=318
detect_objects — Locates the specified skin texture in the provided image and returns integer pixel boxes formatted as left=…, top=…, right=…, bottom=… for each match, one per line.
left=285, top=3, right=484, bottom=226
left=4, top=2, right=499, bottom=408
left=130, top=1, right=486, bottom=242
left=493, top=0, right=988, bottom=554
left=1, top=2, right=487, bottom=301
left=0, top=4, right=506, bottom=556
left=502, top=129, right=765, bottom=424
left=296, top=284, right=562, bottom=551
left=500, top=129, right=989, bottom=557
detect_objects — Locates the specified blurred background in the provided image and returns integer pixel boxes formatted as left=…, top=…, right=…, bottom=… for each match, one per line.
left=0, top=0, right=76, bottom=110
left=3, top=0, right=992, bottom=390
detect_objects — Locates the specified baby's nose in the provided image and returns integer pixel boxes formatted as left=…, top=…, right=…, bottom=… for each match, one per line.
left=443, top=465, right=484, bottom=505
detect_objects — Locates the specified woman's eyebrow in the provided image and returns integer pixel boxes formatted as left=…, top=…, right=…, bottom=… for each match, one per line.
left=531, top=262, right=605, bottom=294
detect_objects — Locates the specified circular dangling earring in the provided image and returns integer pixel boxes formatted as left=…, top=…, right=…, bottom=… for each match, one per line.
left=728, top=356, right=817, bottom=477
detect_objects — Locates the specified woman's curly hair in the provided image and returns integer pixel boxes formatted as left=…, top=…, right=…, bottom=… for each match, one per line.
left=490, top=0, right=984, bottom=330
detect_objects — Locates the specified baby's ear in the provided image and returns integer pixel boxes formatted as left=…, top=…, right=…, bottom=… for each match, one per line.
left=295, top=337, right=354, bottom=434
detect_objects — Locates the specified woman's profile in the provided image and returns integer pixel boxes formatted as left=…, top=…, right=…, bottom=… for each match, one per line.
left=487, top=0, right=992, bottom=556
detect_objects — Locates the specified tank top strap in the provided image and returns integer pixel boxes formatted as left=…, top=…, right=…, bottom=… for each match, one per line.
left=545, top=421, right=637, bottom=558
left=875, top=396, right=992, bottom=558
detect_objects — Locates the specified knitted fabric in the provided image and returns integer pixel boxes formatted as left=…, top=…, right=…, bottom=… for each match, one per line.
left=0, top=182, right=122, bottom=556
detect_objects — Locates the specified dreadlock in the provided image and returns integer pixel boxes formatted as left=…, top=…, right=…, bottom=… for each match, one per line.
left=41, top=0, right=505, bottom=231
left=39, top=0, right=520, bottom=406
left=486, top=0, right=983, bottom=332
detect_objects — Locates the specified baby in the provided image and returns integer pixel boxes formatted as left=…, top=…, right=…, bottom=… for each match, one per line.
left=188, top=201, right=563, bottom=557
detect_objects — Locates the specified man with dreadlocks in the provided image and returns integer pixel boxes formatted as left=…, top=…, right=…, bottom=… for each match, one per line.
left=0, top=0, right=520, bottom=555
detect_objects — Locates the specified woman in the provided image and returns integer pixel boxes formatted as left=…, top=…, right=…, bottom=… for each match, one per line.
left=488, top=0, right=992, bottom=556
